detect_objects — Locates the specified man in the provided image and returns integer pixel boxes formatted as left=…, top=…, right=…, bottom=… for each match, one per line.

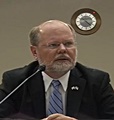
left=0, top=20, right=114, bottom=120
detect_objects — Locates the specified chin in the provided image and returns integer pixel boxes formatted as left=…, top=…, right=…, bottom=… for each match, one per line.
left=50, top=62, right=75, bottom=72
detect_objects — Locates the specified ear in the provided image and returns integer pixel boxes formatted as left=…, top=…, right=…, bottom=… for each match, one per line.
left=30, top=45, right=38, bottom=60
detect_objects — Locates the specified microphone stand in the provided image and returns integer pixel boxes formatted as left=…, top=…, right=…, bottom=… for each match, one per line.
left=0, top=65, right=46, bottom=104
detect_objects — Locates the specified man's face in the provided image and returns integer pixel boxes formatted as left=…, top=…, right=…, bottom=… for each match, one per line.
left=31, top=22, right=77, bottom=73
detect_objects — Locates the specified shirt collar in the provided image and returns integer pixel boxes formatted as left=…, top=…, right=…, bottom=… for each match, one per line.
left=42, top=71, right=70, bottom=92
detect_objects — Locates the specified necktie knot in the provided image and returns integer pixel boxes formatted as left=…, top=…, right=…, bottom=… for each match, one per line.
left=51, top=80, right=61, bottom=88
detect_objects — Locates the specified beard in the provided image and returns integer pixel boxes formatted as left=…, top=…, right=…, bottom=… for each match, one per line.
left=38, top=57, right=77, bottom=73
left=48, top=60, right=76, bottom=72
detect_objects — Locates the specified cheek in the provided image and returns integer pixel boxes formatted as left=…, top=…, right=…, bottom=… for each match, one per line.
left=69, top=49, right=77, bottom=60
left=38, top=50, right=56, bottom=63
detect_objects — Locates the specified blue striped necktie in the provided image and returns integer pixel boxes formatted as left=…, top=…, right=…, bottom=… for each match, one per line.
left=47, top=80, right=63, bottom=115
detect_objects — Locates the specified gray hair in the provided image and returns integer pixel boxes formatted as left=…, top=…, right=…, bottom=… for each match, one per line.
left=29, top=26, right=41, bottom=46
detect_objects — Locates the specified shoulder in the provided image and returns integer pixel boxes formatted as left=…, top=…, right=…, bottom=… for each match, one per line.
left=74, top=62, right=110, bottom=84
left=1, top=61, right=39, bottom=91
left=76, top=62, right=109, bottom=75
left=3, top=61, right=38, bottom=78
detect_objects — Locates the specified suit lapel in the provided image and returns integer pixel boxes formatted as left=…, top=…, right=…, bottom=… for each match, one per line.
left=28, top=72, right=46, bottom=118
left=66, top=68, right=86, bottom=117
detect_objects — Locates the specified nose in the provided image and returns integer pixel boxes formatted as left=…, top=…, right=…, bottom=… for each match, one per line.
left=57, top=43, right=67, bottom=53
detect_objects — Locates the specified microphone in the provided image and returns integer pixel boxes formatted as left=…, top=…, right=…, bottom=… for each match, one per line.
left=0, top=65, right=46, bottom=104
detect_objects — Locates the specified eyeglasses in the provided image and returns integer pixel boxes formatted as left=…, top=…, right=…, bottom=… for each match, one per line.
left=41, top=41, right=76, bottom=49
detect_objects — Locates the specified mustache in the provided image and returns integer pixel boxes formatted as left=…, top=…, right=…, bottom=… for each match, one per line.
left=54, top=54, right=71, bottom=60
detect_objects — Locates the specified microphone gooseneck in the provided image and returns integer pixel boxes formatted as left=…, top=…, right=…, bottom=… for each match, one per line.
left=38, top=65, right=46, bottom=72
left=0, top=65, right=46, bottom=104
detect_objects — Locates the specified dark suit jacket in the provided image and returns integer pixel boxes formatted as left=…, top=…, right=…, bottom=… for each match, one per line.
left=0, top=61, right=114, bottom=119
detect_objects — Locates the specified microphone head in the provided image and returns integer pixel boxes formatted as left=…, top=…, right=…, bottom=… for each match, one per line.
left=39, top=65, right=46, bottom=71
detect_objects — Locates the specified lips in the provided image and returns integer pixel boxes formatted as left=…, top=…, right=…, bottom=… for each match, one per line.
left=55, top=56, right=70, bottom=61
left=56, top=58, right=68, bottom=60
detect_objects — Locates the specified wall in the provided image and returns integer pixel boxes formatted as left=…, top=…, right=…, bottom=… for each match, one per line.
left=0, top=0, right=114, bottom=87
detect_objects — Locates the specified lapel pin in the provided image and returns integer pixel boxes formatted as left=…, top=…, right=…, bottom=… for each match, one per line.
left=71, top=86, right=79, bottom=90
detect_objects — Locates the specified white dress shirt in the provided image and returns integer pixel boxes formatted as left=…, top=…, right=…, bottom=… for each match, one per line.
left=42, top=71, right=70, bottom=116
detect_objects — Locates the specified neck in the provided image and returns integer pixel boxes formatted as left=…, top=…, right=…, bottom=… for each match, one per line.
left=45, top=71, right=68, bottom=79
